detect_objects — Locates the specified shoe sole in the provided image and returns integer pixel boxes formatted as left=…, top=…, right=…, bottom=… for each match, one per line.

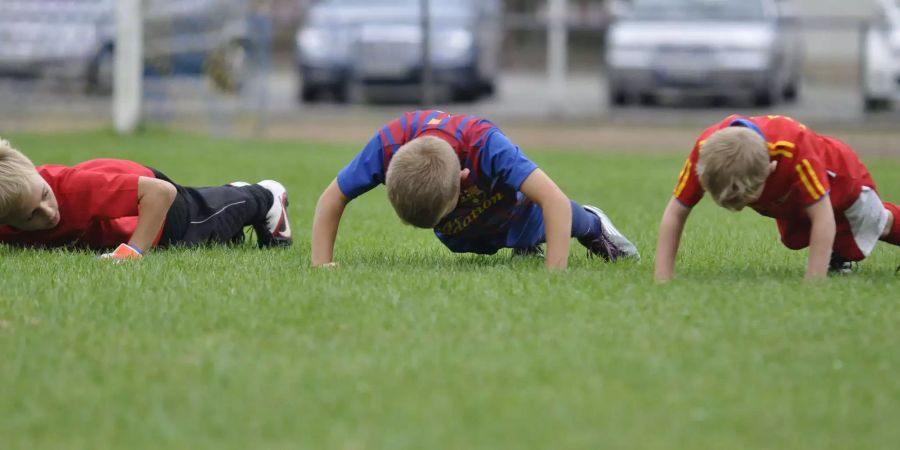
left=583, top=205, right=640, bottom=261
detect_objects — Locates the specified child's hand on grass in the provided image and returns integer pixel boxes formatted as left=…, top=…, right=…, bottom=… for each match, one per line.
left=99, top=243, right=143, bottom=261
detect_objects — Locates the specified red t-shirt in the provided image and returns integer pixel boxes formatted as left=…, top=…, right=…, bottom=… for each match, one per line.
left=673, top=115, right=872, bottom=220
left=0, top=159, right=159, bottom=249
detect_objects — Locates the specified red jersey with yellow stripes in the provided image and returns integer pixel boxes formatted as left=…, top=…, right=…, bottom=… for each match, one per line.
left=673, top=115, right=872, bottom=219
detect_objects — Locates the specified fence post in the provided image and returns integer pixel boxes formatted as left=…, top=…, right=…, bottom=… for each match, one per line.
left=421, top=0, right=435, bottom=106
left=547, top=0, right=568, bottom=116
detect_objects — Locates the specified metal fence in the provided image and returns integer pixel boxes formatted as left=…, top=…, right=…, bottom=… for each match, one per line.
left=0, top=0, right=894, bottom=138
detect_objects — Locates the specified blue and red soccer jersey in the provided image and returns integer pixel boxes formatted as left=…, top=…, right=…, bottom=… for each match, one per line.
left=337, top=110, right=540, bottom=251
left=673, top=115, right=874, bottom=219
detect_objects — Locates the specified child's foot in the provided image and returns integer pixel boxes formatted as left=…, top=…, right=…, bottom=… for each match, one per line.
left=512, top=245, right=544, bottom=258
left=578, top=205, right=640, bottom=262
left=828, top=253, right=856, bottom=276
left=255, top=180, right=293, bottom=248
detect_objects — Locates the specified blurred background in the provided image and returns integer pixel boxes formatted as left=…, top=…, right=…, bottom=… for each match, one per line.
left=0, top=0, right=898, bottom=139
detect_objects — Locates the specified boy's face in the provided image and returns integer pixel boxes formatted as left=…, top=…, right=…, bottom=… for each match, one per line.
left=3, top=175, right=60, bottom=231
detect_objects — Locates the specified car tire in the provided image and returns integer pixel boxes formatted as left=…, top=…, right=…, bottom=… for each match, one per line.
left=864, top=96, right=891, bottom=112
left=299, top=83, right=319, bottom=103
left=451, top=86, right=478, bottom=103
left=783, top=79, right=800, bottom=102
left=753, top=82, right=781, bottom=107
left=480, top=80, right=496, bottom=97
left=609, top=88, right=628, bottom=106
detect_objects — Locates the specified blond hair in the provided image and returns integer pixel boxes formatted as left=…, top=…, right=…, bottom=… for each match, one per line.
left=0, top=138, right=37, bottom=220
left=696, top=127, right=769, bottom=211
left=385, top=136, right=461, bottom=228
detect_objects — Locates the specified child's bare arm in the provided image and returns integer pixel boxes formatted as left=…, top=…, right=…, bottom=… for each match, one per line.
left=804, top=196, right=836, bottom=280
left=128, top=176, right=177, bottom=252
left=655, top=197, right=692, bottom=281
left=519, top=169, right=572, bottom=271
left=311, top=179, right=350, bottom=266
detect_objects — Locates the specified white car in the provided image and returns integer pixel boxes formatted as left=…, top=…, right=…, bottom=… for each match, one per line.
left=605, top=0, right=803, bottom=106
left=862, top=0, right=900, bottom=111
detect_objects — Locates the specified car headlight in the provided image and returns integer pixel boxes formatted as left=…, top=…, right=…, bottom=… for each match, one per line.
left=431, top=29, right=474, bottom=63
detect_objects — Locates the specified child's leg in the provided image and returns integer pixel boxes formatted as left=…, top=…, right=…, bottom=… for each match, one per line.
left=161, top=183, right=273, bottom=247
left=780, top=215, right=868, bottom=261
left=506, top=200, right=601, bottom=248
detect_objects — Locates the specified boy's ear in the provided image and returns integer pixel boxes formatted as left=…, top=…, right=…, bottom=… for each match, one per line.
left=769, top=161, right=778, bottom=174
left=460, top=168, right=470, bottom=181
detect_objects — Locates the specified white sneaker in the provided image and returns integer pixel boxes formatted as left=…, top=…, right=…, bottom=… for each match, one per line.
left=580, top=205, right=640, bottom=262
left=256, top=180, right=292, bottom=248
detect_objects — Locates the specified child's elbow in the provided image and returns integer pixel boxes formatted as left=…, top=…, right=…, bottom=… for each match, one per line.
left=159, top=181, right=177, bottom=205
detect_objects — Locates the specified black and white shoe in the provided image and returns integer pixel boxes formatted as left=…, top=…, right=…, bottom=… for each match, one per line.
left=828, top=253, right=856, bottom=276
left=255, top=180, right=292, bottom=248
left=578, top=205, right=640, bottom=262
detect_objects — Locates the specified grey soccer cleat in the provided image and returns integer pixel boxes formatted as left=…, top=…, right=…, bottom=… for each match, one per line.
left=578, top=205, right=640, bottom=262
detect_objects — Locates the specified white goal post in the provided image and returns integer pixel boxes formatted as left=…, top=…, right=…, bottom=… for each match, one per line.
left=113, top=0, right=142, bottom=134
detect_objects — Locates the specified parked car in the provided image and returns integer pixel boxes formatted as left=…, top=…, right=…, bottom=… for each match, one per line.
left=295, top=0, right=502, bottom=103
left=0, top=0, right=251, bottom=94
left=605, top=0, right=803, bottom=106
left=861, top=0, right=900, bottom=111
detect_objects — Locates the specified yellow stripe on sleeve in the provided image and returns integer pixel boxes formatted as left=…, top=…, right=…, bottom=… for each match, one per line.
left=767, top=141, right=795, bottom=158
left=801, top=159, right=826, bottom=196
left=673, top=160, right=692, bottom=198
left=795, top=164, right=822, bottom=200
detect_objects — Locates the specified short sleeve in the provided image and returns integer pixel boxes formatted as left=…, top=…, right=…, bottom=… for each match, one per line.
left=58, top=169, right=142, bottom=219
left=336, top=132, right=387, bottom=199
left=791, top=154, right=831, bottom=207
left=673, top=144, right=704, bottom=207
left=478, top=132, right=538, bottom=190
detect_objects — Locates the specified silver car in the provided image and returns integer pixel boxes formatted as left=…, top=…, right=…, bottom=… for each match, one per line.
left=0, top=0, right=250, bottom=94
left=861, top=0, right=900, bottom=111
left=295, top=0, right=502, bottom=103
left=605, top=0, right=803, bottom=106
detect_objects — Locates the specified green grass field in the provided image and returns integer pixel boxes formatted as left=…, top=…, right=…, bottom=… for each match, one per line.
left=2, top=129, right=899, bottom=449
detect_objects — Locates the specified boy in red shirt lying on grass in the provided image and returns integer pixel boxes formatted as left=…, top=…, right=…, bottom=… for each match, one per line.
left=0, top=138, right=291, bottom=258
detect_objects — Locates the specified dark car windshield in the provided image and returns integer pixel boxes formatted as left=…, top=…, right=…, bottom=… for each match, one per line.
left=628, top=0, right=765, bottom=21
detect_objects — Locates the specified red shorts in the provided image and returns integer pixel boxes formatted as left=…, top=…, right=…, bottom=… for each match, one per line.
left=778, top=187, right=891, bottom=261
left=778, top=214, right=865, bottom=260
